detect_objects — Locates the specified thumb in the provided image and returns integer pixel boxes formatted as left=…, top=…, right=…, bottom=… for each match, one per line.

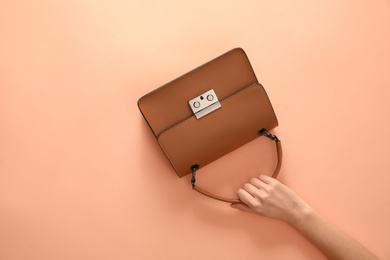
left=230, top=203, right=252, bottom=213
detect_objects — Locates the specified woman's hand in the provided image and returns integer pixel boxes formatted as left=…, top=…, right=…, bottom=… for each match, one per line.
left=231, top=175, right=380, bottom=260
left=231, top=174, right=312, bottom=225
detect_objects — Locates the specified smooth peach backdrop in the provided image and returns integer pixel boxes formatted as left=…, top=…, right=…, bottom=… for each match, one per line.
left=1, top=1, right=389, bottom=259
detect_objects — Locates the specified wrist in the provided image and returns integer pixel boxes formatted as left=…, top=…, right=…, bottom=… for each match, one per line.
left=285, top=203, right=315, bottom=228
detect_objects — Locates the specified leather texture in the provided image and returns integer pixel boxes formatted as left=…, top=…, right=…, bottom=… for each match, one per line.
left=138, top=48, right=280, bottom=202
left=158, top=83, right=277, bottom=177
left=138, top=48, right=259, bottom=137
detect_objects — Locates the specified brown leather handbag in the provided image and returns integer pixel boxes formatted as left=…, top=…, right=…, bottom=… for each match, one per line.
left=137, top=48, right=282, bottom=203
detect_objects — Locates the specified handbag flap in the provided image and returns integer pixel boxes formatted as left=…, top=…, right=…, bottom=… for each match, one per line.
left=138, top=48, right=258, bottom=137
left=158, top=83, right=278, bottom=177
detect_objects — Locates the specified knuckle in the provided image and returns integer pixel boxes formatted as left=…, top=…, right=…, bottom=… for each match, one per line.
left=262, top=185, right=272, bottom=193
left=268, top=182, right=279, bottom=191
left=254, top=190, right=263, bottom=199
left=250, top=200, right=261, bottom=209
left=243, top=183, right=252, bottom=191
left=237, top=188, right=246, bottom=197
left=261, top=193, right=270, bottom=201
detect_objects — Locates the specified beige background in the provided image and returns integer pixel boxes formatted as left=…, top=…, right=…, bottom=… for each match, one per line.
left=1, top=1, right=389, bottom=259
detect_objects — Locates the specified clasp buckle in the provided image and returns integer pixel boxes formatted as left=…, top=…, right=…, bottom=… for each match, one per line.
left=188, top=89, right=221, bottom=119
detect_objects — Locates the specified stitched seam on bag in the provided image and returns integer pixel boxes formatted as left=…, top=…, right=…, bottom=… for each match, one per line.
left=220, top=83, right=258, bottom=104
left=138, top=49, right=249, bottom=133
left=157, top=83, right=263, bottom=174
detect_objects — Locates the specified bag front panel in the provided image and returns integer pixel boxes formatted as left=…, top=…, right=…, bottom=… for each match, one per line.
left=138, top=48, right=258, bottom=137
left=158, top=83, right=278, bottom=177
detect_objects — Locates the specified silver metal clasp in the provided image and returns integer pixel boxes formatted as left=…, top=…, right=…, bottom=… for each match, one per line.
left=188, top=89, right=221, bottom=119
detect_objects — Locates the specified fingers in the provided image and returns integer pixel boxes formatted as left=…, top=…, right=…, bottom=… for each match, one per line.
left=243, top=183, right=259, bottom=196
left=259, top=174, right=277, bottom=184
left=260, top=174, right=287, bottom=193
left=237, top=188, right=256, bottom=206
left=247, top=174, right=278, bottom=190
left=233, top=175, right=297, bottom=220
left=249, top=177, right=268, bottom=190
left=230, top=203, right=252, bottom=213
left=237, top=185, right=258, bottom=208
left=236, top=175, right=274, bottom=207
left=233, top=175, right=281, bottom=212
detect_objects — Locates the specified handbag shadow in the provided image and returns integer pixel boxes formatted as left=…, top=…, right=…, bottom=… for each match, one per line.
left=136, top=117, right=201, bottom=209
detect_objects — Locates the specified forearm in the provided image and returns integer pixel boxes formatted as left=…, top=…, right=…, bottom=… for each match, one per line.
left=234, top=175, right=379, bottom=259
left=288, top=208, right=379, bottom=260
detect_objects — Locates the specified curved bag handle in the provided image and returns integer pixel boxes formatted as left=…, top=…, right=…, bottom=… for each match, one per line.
left=191, top=129, right=282, bottom=203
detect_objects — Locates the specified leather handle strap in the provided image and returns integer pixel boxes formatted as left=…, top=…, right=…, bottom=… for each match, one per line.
left=191, top=129, right=282, bottom=203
